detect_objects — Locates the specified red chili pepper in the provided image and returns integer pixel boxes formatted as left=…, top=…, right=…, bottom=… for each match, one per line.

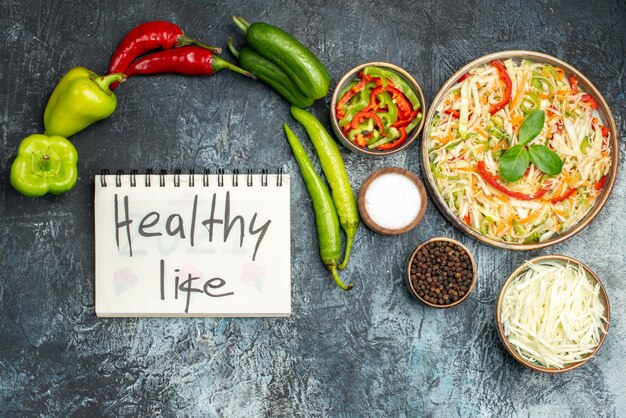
left=568, top=75, right=579, bottom=94
left=601, top=126, right=610, bottom=137
left=125, top=46, right=254, bottom=78
left=477, top=161, right=547, bottom=200
left=489, top=60, right=512, bottom=115
left=580, top=94, right=598, bottom=109
left=108, top=21, right=222, bottom=89
left=336, top=75, right=373, bottom=119
left=463, top=212, right=471, bottom=225
left=376, top=127, right=407, bottom=150
left=444, top=109, right=460, bottom=118
left=551, top=187, right=576, bottom=204
left=595, top=175, right=607, bottom=191
left=351, top=110, right=384, bottom=132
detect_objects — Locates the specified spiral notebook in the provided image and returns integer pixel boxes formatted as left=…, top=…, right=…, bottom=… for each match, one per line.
left=94, top=169, right=291, bottom=317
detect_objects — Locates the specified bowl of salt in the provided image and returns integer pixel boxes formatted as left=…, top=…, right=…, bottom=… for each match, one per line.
left=358, top=167, right=427, bottom=235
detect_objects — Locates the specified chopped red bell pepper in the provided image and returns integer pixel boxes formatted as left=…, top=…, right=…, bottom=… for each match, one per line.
left=376, top=127, right=407, bottom=151
left=444, top=109, right=460, bottom=118
left=364, top=86, right=384, bottom=111
left=392, top=109, right=420, bottom=128
left=489, top=60, right=512, bottom=115
left=601, top=126, right=610, bottom=137
left=336, top=75, right=373, bottom=119
left=351, top=110, right=384, bottom=132
left=551, top=187, right=576, bottom=204
left=458, top=73, right=471, bottom=83
left=386, top=86, right=413, bottom=116
left=595, top=175, right=607, bottom=191
left=477, top=161, right=548, bottom=200
left=580, top=94, right=598, bottom=109
left=463, top=212, right=471, bottom=225
left=568, top=75, right=579, bottom=94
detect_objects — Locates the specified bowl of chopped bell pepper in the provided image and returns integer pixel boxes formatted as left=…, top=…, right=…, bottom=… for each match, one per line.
left=330, top=62, right=425, bottom=156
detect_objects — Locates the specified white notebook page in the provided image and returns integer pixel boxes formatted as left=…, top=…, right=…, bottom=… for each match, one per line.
left=94, top=173, right=290, bottom=317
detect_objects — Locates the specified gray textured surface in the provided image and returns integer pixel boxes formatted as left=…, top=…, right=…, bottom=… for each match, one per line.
left=1, top=0, right=625, bottom=416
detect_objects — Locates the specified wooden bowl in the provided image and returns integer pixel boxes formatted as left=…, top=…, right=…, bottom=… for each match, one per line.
left=358, top=167, right=427, bottom=235
left=405, top=237, right=477, bottom=308
left=496, top=255, right=610, bottom=373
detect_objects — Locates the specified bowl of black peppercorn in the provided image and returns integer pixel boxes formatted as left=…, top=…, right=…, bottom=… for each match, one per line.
left=406, top=237, right=477, bottom=308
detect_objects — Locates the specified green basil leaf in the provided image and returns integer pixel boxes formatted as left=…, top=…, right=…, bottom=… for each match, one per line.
left=499, top=145, right=530, bottom=182
left=518, top=110, right=545, bottom=145
left=528, top=144, right=564, bottom=175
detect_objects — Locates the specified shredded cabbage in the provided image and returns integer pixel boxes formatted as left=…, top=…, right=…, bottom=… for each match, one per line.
left=500, top=260, right=608, bottom=369
left=428, top=59, right=611, bottom=244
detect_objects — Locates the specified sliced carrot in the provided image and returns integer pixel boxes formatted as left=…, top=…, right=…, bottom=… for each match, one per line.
left=518, top=210, right=540, bottom=225
left=475, top=127, right=489, bottom=139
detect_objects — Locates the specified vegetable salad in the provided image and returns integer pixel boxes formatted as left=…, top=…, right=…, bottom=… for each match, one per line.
left=428, top=59, right=612, bottom=244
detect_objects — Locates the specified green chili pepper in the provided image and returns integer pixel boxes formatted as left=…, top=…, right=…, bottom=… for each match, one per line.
left=10, top=134, right=78, bottom=197
left=44, top=67, right=124, bottom=138
left=227, top=39, right=314, bottom=109
left=290, top=106, right=359, bottom=270
left=233, top=16, right=330, bottom=99
left=284, top=123, right=351, bottom=290
left=361, top=66, right=421, bottom=109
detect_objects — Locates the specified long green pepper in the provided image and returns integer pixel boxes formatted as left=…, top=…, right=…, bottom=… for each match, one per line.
left=290, top=106, right=359, bottom=270
left=283, top=123, right=351, bottom=290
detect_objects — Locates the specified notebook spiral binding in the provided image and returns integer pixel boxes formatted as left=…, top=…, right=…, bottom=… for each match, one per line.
left=100, top=168, right=284, bottom=188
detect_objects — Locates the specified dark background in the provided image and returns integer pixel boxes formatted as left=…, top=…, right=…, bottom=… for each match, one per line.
left=1, top=0, right=625, bottom=416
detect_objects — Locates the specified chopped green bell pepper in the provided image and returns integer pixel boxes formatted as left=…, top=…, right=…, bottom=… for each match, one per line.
left=375, top=91, right=398, bottom=130
left=10, top=134, right=78, bottom=197
left=339, top=82, right=377, bottom=127
left=361, top=66, right=421, bottom=109
left=520, top=92, right=541, bottom=113
left=44, top=66, right=124, bottom=138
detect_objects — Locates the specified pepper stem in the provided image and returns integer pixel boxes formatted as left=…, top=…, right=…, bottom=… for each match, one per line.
left=93, top=73, right=126, bottom=94
left=213, top=56, right=256, bottom=80
left=40, top=154, right=52, bottom=171
left=178, top=35, right=222, bottom=54
left=330, top=266, right=353, bottom=291
left=232, top=16, right=251, bottom=33
left=338, top=236, right=354, bottom=270
left=227, top=37, right=240, bottom=59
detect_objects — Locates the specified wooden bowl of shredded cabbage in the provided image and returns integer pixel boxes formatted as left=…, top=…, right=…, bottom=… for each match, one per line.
left=496, top=255, right=610, bottom=373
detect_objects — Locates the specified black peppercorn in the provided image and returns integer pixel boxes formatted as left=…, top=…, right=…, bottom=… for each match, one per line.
left=409, top=240, right=474, bottom=306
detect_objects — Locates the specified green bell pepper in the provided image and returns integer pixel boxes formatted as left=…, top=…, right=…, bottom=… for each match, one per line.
left=10, top=134, right=78, bottom=197
left=44, top=67, right=124, bottom=138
